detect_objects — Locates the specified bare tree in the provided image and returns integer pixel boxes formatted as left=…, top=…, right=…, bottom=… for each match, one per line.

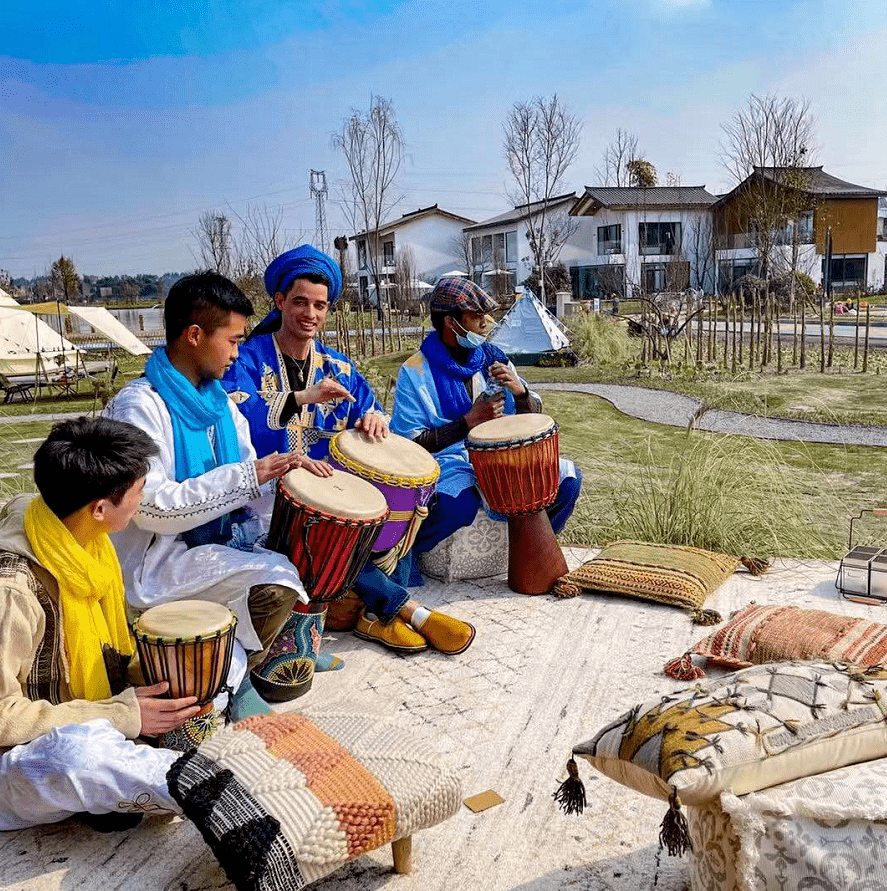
left=449, top=230, right=485, bottom=282
left=503, top=94, right=581, bottom=304
left=720, top=93, right=816, bottom=284
left=332, top=95, right=405, bottom=345
left=596, top=128, right=640, bottom=187
left=688, top=215, right=716, bottom=292
left=231, top=204, right=304, bottom=305
left=192, top=211, right=234, bottom=276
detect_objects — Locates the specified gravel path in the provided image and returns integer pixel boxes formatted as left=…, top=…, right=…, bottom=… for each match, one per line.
left=0, top=411, right=84, bottom=425
left=535, top=381, right=887, bottom=447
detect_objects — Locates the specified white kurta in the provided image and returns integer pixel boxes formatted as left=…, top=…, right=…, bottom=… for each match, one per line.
left=105, top=379, right=307, bottom=652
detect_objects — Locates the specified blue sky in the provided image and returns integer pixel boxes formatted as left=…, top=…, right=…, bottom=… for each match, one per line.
left=1, top=0, right=885, bottom=277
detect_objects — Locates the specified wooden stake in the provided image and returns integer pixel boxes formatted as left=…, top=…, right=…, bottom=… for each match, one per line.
left=863, top=303, right=871, bottom=373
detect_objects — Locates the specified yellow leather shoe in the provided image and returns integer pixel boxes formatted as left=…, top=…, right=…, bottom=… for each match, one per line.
left=412, top=611, right=476, bottom=655
left=353, top=611, right=428, bottom=653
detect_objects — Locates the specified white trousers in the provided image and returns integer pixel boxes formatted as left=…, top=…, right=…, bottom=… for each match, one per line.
left=0, top=642, right=247, bottom=831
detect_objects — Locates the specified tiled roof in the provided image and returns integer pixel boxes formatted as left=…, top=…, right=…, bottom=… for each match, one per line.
left=755, top=167, right=885, bottom=198
left=352, top=204, right=475, bottom=238
left=463, top=193, right=578, bottom=231
left=572, top=186, right=717, bottom=214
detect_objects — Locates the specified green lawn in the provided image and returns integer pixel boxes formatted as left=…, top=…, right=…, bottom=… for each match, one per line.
left=545, top=390, right=884, bottom=559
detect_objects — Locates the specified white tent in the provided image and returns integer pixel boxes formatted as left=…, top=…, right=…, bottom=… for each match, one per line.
left=487, top=292, right=570, bottom=364
left=0, top=307, right=79, bottom=360
left=0, top=288, right=19, bottom=308
left=68, top=305, right=151, bottom=355
left=436, top=270, right=467, bottom=280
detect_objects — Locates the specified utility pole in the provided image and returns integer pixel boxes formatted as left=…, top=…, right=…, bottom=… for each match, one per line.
left=309, top=170, right=329, bottom=253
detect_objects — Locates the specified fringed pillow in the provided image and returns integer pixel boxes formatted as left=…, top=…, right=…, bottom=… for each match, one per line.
left=664, top=603, right=887, bottom=681
left=553, top=540, right=741, bottom=624
left=554, top=661, right=887, bottom=858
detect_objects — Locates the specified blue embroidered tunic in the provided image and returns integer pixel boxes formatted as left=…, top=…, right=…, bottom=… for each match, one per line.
left=222, top=334, right=385, bottom=460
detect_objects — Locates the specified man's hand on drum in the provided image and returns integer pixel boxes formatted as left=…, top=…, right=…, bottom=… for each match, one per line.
left=255, top=452, right=302, bottom=485
left=136, top=681, right=201, bottom=736
left=298, top=378, right=356, bottom=407
left=355, top=412, right=388, bottom=442
left=464, top=391, right=505, bottom=429
left=489, top=361, right=528, bottom=397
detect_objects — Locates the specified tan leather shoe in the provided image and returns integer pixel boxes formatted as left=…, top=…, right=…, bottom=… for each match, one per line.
left=413, top=611, right=476, bottom=655
left=354, top=610, right=428, bottom=653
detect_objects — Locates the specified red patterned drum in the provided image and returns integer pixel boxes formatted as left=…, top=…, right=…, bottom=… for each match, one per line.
left=465, top=414, right=560, bottom=516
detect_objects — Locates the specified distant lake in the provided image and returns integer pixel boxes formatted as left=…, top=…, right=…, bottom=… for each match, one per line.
left=41, top=306, right=164, bottom=342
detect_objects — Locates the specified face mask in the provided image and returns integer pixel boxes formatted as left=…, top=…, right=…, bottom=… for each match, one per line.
left=452, top=319, right=487, bottom=349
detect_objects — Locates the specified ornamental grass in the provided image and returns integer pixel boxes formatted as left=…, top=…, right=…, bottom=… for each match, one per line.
left=597, top=432, right=840, bottom=563
left=567, top=312, right=636, bottom=367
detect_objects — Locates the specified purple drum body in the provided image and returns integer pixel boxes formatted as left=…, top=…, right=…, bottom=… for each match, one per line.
left=328, top=429, right=440, bottom=554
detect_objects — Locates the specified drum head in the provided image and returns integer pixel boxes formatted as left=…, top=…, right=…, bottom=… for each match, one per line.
left=467, top=414, right=556, bottom=445
left=135, top=600, right=234, bottom=639
left=331, top=429, right=440, bottom=485
left=280, top=466, right=388, bottom=519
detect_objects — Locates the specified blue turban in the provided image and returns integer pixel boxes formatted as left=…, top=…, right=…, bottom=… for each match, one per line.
left=250, top=245, right=343, bottom=339
left=263, top=245, right=342, bottom=306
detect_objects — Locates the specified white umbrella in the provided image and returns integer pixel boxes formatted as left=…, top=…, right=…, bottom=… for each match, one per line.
left=437, top=270, right=467, bottom=280
left=483, top=269, right=512, bottom=277
left=410, top=279, right=434, bottom=291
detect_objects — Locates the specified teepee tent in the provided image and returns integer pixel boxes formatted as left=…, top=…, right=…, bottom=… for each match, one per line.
left=0, top=287, right=19, bottom=308
left=487, top=292, right=571, bottom=365
left=0, top=306, right=82, bottom=384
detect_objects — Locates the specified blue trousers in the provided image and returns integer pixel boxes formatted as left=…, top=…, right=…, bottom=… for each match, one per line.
left=352, top=561, right=412, bottom=623
left=415, top=468, right=583, bottom=555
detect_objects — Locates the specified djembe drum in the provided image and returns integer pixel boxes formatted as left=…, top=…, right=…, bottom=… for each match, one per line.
left=466, top=414, right=568, bottom=595
left=256, top=466, right=389, bottom=701
left=329, top=428, right=440, bottom=575
left=133, top=600, right=237, bottom=747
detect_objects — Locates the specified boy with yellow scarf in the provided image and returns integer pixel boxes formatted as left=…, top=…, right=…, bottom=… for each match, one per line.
left=0, top=417, right=200, bottom=831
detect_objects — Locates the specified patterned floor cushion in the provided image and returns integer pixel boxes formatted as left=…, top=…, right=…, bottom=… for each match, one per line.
left=418, top=513, right=508, bottom=582
left=168, top=710, right=462, bottom=890
left=552, top=540, right=738, bottom=621
left=558, top=661, right=887, bottom=857
left=665, top=602, right=887, bottom=680
left=688, top=758, right=887, bottom=891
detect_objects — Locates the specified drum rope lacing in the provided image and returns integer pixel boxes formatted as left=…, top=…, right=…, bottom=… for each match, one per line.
left=465, top=422, right=559, bottom=452
left=328, top=439, right=440, bottom=489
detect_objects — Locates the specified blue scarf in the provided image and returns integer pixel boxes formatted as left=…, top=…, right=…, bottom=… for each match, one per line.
left=144, top=348, right=242, bottom=547
left=419, top=331, right=514, bottom=422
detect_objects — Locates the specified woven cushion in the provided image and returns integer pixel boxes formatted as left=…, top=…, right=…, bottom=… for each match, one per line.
left=553, top=540, right=738, bottom=610
left=573, top=661, right=887, bottom=808
left=665, top=603, right=887, bottom=680
left=168, top=711, right=462, bottom=891
left=688, top=758, right=887, bottom=891
left=418, top=512, right=507, bottom=582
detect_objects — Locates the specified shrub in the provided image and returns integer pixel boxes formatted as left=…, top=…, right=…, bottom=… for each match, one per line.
left=566, top=312, right=636, bottom=366
left=596, top=433, right=839, bottom=561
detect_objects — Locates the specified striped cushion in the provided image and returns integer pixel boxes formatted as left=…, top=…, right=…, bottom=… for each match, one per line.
left=553, top=540, right=738, bottom=611
left=665, top=603, right=887, bottom=680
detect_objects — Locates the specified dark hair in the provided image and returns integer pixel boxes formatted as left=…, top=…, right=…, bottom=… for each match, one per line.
left=34, top=417, right=158, bottom=520
left=164, top=271, right=254, bottom=343
left=430, top=309, right=465, bottom=334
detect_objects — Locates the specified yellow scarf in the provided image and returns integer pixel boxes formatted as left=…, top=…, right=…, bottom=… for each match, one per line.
left=24, top=496, right=133, bottom=701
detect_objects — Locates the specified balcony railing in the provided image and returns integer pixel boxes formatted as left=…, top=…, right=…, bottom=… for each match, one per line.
left=597, top=240, right=623, bottom=255
left=639, top=243, right=679, bottom=256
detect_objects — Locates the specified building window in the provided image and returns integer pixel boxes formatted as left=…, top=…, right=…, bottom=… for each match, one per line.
left=597, top=224, right=622, bottom=255
left=357, top=240, right=367, bottom=269
left=718, top=259, right=756, bottom=294
left=824, top=255, right=867, bottom=291
left=570, top=264, right=625, bottom=300
left=359, top=276, right=368, bottom=298
left=639, top=222, right=682, bottom=256
left=642, top=261, right=689, bottom=293
left=383, top=240, right=395, bottom=267
left=505, top=230, right=518, bottom=262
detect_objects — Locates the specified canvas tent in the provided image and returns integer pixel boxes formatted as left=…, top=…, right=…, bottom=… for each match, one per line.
left=487, top=292, right=571, bottom=365
left=0, top=288, right=20, bottom=308
left=67, top=306, right=151, bottom=356
left=0, top=306, right=83, bottom=387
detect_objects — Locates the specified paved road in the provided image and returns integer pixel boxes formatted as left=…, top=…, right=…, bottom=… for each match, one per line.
left=535, top=381, right=887, bottom=447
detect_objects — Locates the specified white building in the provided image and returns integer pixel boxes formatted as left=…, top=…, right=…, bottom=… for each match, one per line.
left=567, top=186, right=718, bottom=300
left=351, top=204, right=475, bottom=300
left=461, top=193, right=581, bottom=297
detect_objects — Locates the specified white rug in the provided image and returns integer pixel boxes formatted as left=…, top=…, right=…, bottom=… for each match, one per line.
left=0, top=552, right=861, bottom=891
